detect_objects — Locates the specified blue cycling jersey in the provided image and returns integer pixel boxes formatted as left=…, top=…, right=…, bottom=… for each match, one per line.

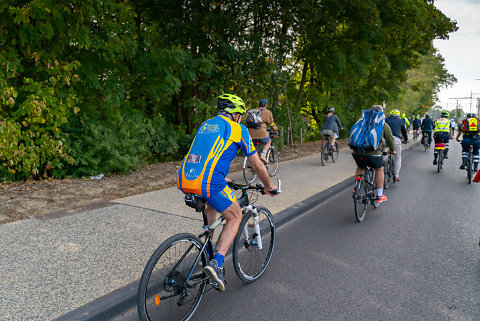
left=177, top=114, right=256, bottom=197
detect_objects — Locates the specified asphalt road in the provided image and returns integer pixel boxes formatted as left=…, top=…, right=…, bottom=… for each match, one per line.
left=113, top=141, right=480, bottom=321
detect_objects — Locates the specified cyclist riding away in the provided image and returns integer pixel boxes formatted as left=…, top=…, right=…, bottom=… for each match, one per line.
left=412, top=115, right=421, bottom=137
left=401, top=113, right=410, bottom=132
left=321, top=107, right=344, bottom=151
left=433, top=110, right=453, bottom=165
left=421, top=114, right=434, bottom=149
left=456, top=113, right=480, bottom=171
left=247, top=99, right=279, bottom=164
left=385, top=109, right=408, bottom=182
left=351, top=105, right=396, bottom=204
left=177, top=94, right=277, bottom=292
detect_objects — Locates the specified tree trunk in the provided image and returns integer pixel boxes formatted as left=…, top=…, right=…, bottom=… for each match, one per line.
left=295, top=61, right=308, bottom=108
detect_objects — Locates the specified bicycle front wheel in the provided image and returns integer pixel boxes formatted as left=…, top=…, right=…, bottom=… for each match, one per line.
left=243, top=156, right=257, bottom=183
left=266, top=147, right=279, bottom=176
left=384, top=159, right=392, bottom=189
left=137, top=233, right=208, bottom=321
left=332, top=142, right=339, bottom=162
left=233, top=206, right=275, bottom=283
left=320, top=143, right=329, bottom=166
left=353, top=178, right=367, bottom=222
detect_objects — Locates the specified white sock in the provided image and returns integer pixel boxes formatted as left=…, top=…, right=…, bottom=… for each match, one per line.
left=377, top=188, right=383, bottom=197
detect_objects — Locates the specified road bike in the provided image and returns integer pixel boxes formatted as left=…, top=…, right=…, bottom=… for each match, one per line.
left=320, top=134, right=339, bottom=166
left=383, top=152, right=396, bottom=189
left=413, top=129, right=419, bottom=141
left=243, top=130, right=279, bottom=183
left=461, top=140, right=474, bottom=184
left=353, top=165, right=379, bottom=222
left=137, top=181, right=280, bottom=321
left=422, top=132, right=430, bottom=152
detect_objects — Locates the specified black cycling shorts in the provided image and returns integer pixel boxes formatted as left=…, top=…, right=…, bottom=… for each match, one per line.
left=352, top=154, right=384, bottom=169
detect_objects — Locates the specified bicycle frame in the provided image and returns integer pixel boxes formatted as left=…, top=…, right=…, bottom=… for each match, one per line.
left=182, top=184, right=271, bottom=289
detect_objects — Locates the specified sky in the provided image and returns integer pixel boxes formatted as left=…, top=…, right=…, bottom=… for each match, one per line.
left=433, top=0, right=480, bottom=114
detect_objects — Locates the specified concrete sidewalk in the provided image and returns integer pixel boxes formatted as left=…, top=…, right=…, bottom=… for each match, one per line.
left=0, top=137, right=418, bottom=321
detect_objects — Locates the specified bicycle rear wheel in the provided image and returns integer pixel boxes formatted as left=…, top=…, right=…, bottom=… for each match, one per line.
left=332, top=142, right=339, bottom=162
left=467, top=154, right=473, bottom=184
left=353, top=177, right=367, bottom=222
left=243, top=156, right=257, bottom=183
left=233, top=206, right=275, bottom=283
left=266, top=147, right=279, bottom=176
left=137, top=233, right=207, bottom=321
left=437, top=152, right=443, bottom=173
left=320, top=143, right=329, bottom=166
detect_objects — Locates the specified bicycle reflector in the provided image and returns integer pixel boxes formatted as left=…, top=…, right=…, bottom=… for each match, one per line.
left=434, top=143, right=445, bottom=150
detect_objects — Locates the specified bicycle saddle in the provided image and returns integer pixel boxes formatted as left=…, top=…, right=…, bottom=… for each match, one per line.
left=184, top=193, right=206, bottom=212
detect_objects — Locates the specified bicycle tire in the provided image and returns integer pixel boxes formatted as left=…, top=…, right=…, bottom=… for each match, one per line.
left=137, top=233, right=207, bottom=321
left=353, top=177, right=367, bottom=222
left=320, top=143, right=329, bottom=166
left=332, top=142, right=339, bottom=162
left=266, top=147, right=279, bottom=176
left=467, top=154, right=473, bottom=184
left=233, top=206, right=275, bottom=283
left=384, top=158, right=392, bottom=189
left=437, top=152, right=443, bottom=173
left=243, top=156, right=257, bottom=184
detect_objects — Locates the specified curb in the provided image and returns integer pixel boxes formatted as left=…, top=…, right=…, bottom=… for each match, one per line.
left=54, top=141, right=420, bottom=321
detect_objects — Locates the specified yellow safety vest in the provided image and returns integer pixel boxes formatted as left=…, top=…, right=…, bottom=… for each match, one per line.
left=434, top=118, right=450, bottom=132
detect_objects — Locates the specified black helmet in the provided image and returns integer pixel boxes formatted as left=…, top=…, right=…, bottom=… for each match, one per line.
left=327, top=107, right=335, bottom=113
left=259, top=99, right=268, bottom=107
left=466, top=113, right=475, bottom=118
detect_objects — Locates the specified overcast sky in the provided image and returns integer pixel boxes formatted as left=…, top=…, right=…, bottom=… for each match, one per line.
left=433, top=0, right=480, bottom=113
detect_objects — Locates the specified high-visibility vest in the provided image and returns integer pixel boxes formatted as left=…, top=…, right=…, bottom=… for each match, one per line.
left=434, top=118, right=450, bottom=132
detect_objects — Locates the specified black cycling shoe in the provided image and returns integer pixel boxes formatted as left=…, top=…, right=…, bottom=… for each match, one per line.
left=203, top=260, right=225, bottom=292
left=460, top=160, right=467, bottom=169
left=433, top=159, right=438, bottom=165
left=444, top=154, right=448, bottom=159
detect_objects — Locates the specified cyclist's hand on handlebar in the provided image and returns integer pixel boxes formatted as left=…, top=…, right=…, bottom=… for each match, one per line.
left=388, top=150, right=396, bottom=154
left=264, top=184, right=278, bottom=196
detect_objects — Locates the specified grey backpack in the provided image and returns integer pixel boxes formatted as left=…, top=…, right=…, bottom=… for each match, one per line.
left=246, top=109, right=263, bottom=129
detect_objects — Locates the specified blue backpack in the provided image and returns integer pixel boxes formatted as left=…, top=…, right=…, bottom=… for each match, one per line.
left=349, top=109, right=385, bottom=153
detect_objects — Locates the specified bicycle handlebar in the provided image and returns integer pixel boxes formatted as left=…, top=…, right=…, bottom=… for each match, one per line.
left=228, top=179, right=281, bottom=195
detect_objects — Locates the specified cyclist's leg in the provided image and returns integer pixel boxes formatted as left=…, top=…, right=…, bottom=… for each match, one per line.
left=204, top=186, right=242, bottom=259
left=258, top=136, right=271, bottom=162
left=473, top=138, right=480, bottom=171
left=443, top=133, right=450, bottom=158
left=392, top=136, right=402, bottom=180
left=461, top=137, right=470, bottom=169
left=368, top=156, right=385, bottom=200
left=428, top=131, right=432, bottom=146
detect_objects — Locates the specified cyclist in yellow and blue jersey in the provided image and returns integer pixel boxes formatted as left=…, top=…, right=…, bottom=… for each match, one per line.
left=177, top=94, right=277, bottom=292
left=433, top=110, right=453, bottom=165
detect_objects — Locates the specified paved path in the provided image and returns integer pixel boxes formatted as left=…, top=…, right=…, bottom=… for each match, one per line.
left=0, top=137, right=418, bottom=321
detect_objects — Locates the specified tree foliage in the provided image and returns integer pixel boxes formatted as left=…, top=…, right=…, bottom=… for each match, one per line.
left=0, top=0, right=457, bottom=180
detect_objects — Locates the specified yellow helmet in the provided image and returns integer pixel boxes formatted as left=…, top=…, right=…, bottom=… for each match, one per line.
left=216, top=94, right=246, bottom=115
